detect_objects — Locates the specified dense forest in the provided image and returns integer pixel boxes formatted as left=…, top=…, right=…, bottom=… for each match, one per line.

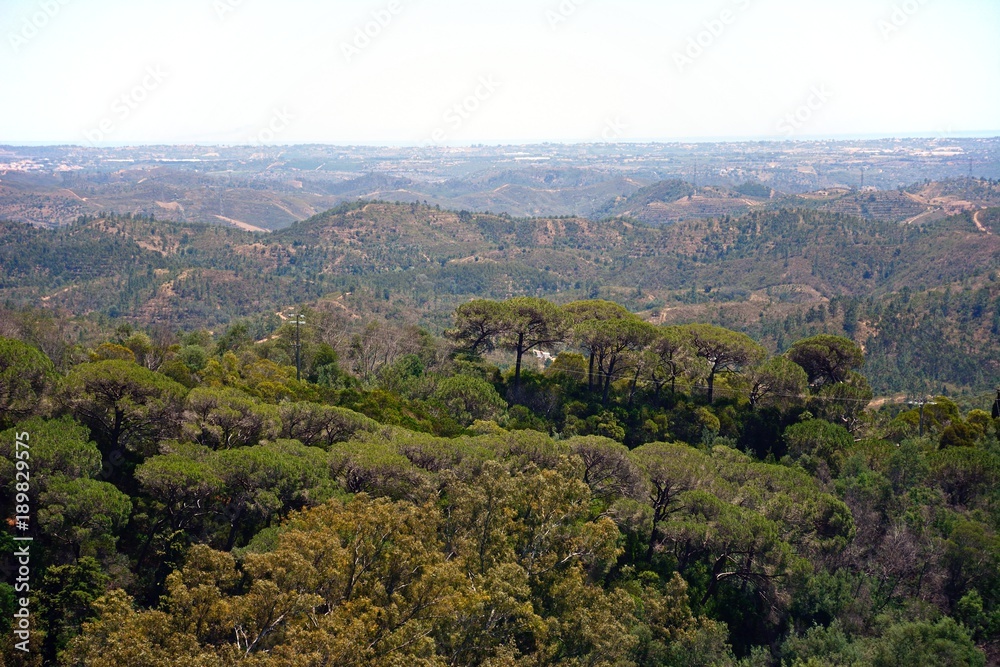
left=2, top=295, right=1000, bottom=666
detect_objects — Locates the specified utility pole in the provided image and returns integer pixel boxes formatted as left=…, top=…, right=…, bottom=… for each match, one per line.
left=908, top=397, right=937, bottom=437
left=292, top=314, right=306, bottom=382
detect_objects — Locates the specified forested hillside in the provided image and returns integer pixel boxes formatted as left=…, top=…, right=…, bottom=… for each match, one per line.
left=2, top=296, right=1000, bottom=665
left=1, top=191, right=999, bottom=394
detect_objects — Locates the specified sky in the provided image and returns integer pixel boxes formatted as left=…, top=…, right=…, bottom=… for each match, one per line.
left=1, top=0, right=999, bottom=145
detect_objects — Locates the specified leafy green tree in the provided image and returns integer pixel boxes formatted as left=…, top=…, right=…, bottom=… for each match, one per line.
left=448, top=299, right=512, bottom=354
left=784, top=418, right=854, bottom=477
left=182, top=386, right=279, bottom=450
left=780, top=622, right=865, bottom=667
left=213, top=321, right=253, bottom=355
left=61, top=360, right=187, bottom=460
left=870, top=618, right=985, bottom=667
left=450, top=298, right=566, bottom=392
left=564, top=300, right=632, bottom=391
left=887, top=439, right=930, bottom=492
left=0, top=417, right=130, bottom=565
left=940, top=420, right=980, bottom=449
left=545, top=351, right=589, bottom=387
left=121, top=332, right=163, bottom=371
left=747, top=356, right=809, bottom=409
left=627, top=572, right=735, bottom=667
left=930, top=447, right=1000, bottom=507
left=330, top=440, right=431, bottom=502
left=682, top=324, right=766, bottom=403
left=787, top=335, right=865, bottom=387
left=277, top=401, right=378, bottom=449
left=432, top=374, right=508, bottom=426
left=501, top=297, right=566, bottom=392
left=574, top=316, right=658, bottom=404
left=214, top=439, right=334, bottom=549
left=567, top=435, right=643, bottom=501
left=660, top=490, right=802, bottom=608
left=177, top=344, right=209, bottom=372
left=134, top=448, right=222, bottom=535
left=630, top=442, right=715, bottom=560
left=37, top=477, right=132, bottom=562
left=944, top=520, right=1000, bottom=608
left=812, top=371, right=874, bottom=431
left=130, top=444, right=225, bottom=583
left=0, top=417, right=101, bottom=487
left=0, top=337, right=56, bottom=427
left=648, top=326, right=693, bottom=398
left=35, top=558, right=110, bottom=665
left=91, top=342, right=135, bottom=363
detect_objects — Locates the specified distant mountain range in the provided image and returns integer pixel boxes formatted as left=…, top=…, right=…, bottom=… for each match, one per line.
left=2, top=139, right=997, bottom=229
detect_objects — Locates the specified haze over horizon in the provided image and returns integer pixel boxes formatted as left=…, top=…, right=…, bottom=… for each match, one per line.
left=2, top=0, right=999, bottom=146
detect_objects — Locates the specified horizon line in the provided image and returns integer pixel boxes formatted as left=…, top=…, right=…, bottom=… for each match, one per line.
left=4, top=132, right=1000, bottom=150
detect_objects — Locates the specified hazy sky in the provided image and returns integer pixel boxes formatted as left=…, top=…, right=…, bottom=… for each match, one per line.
left=2, top=0, right=999, bottom=145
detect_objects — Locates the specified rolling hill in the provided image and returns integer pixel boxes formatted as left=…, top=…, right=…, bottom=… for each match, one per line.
left=593, top=179, right=771, bottom=224
left=2, top=189, right=1000, bottom=393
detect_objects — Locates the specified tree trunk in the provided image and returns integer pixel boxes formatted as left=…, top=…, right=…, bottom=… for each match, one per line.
left=587, top=352, right=595, bottom=392
left=628, top=367, right=641, bottom=407
left=602, top=360, right=616, bottom=405
left=514, top=333, right=524, bottom=393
